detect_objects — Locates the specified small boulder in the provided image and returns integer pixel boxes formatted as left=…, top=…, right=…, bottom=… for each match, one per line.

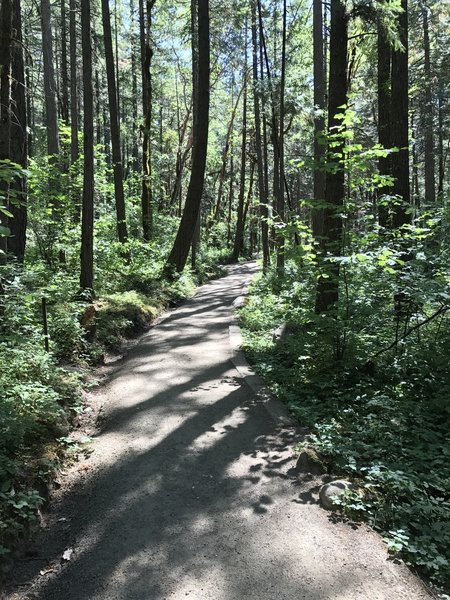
left=319, top=479, right=355, bottom=511
left=233, top=295, right=247, bottom=309
left=272, top=323, right=292, bottom=343
left=295, top=447, right=327, bottom=475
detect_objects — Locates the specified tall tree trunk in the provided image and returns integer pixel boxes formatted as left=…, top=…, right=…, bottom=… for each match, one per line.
left=411, top=111, right=420, bottom=215
left=312, top=0, right=326, bottom=240
left=391, top=0, right=410, bottom=228
left=243, top=157, right=255, bottom=238
left=95, top=69, right=102, bottom=145
left=130, top=0, right=139, bottom=171
left=437, top=94, right=444, bottom=201
left=101, top=0, right=129, bottom=248
left=24, top=19, right=33, bottom=158
left=141, top=0, right=155, bottom=241
left=252, top=0, right=270, bottom=270
left=232, top=63, right=248, bottom=262
left=80, top=0, right=94, bottom=292
left=60, top=0, right=69, bottom=122
left=377, top=15, right=392, bottom=228
left=114, top=0, right=120, bottom=116
left=0, top=0, right=12, bottom=262
left=315, top=0, right=348, bottom=314
left=41, top=0, right=60, bottom=159
left=103, top=102, right=111, bottom=167
left=276, top=0, right=287, bottom=275
left=189, top=0, right=200, bottom=265
left=69, top=0, right=78, bottom=165
left=258, top=0, right=278, bottom=256
left=227, top=151, right=234, bottom=245
left=323, top=1, right=329, bottom=98
left=69, top=0, right=80, bottom=221
left=139, top=0, right=148, bottom=113
left=166, top=0, right=210, bottom=274
left=212, top=80, right=245, bottom=223
left=170, top=101, right=192, bottom=210
left=422, top=5, right=435, bottom=204
left=9, top=0, right=28, bottom=261
left=258, top=16, right=270, bottom=254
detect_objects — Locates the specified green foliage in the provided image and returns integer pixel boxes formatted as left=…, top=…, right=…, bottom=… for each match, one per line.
left=95, top=291, right=160, bottom=350
left=0, top=194, right=229, bottom=558
left=0, top=321, right=81, bottom=554
left=240, top=230, right=450, bottom=590
left=0, top=160, right=28, bottom=242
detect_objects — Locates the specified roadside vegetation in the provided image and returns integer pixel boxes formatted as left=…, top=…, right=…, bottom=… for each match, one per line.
left=240, top=221, right=450, bottom=594
left=0, top=212, right=225, bottom=562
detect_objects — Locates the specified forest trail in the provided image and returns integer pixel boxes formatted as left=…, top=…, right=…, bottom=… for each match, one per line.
left=11, top=263, right=430, bottom=600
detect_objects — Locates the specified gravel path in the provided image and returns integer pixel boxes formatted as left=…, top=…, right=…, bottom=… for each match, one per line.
left=8, top=262, right=431, bottom=600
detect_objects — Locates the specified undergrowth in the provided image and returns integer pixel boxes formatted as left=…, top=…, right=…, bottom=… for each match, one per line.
left=240, top=255, right=450, bottom=595
left=0, top=225, right=226, bottom=567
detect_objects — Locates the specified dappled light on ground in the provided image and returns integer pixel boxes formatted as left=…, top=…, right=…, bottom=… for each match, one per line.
left=9, top=264, right=429, bottom=600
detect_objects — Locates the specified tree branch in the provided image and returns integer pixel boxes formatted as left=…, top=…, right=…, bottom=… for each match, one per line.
left=372, top=304, right=450, bottom=360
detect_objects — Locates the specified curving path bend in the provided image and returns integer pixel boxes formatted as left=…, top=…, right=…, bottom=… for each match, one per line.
left=9, top=263, right=430, bottom=600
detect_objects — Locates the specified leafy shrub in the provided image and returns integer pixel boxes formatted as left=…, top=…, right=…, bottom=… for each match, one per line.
left=0, top=216, right=231, bottom=560
left=240, top=255, right=450, bottom=592
left=50, top=303, right=86, bottom=360
left=95, top=291, right=160, bottom=349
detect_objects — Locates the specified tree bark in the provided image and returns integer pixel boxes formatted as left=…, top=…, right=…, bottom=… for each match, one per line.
left=101, top=0, right=129, bottom=248
left=377, top=15, right=392, bottom=228
left=232, top=62, right=248, bottom=262
left=437, top=94, right=444, bottom=201
left=315, top=0, right=348, bottom=314
left=130, top=0, right=139, bottom=171
left=189, top=0, right=199, bottom=265
left=166, top=0, right=210, bottom=274
left=252, top=0, right=270, bottom=270
left=212, top=80, right=245, bottom=223
left=60, top=0, right=69, bottom=123
left=95, top=68, right=102, bottom=146
left=8, top=0, right=28, bottom=261
left=312, top=0, right=326, bottom=240
left=391, top=0, right=410, bottom=228
left=170, top=101, right=192, bottom=210
left=411, top=111, right=420, bottom=215
left=243, top=157, right=255, bottom=240
left=41, top=0, right=60, bottom=159
left=69, top=0, right=78, bottom=165
left=80, top=0, right=94, bottom=292
left=276, top=0, right=287, bottom=275
left=114, top=0, right=120, bottom=116
left=227, top=150, right=234, bottom=245
left=139, top=0, right=148, bottom=113
left=422, top=5, right=435, bottom=204
left=141, top=0, right=155, bottom=241
left=0, top=0, right=12, bottom=262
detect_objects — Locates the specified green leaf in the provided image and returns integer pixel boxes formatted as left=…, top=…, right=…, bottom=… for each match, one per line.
left=0, top=206, right=13, bottom=217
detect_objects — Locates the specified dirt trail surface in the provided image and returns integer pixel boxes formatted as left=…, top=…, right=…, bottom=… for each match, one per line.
left=7, top=263, right=431, bottom=600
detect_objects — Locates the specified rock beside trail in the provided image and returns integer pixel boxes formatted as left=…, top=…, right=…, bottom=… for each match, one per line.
left=319, top=480, right=355, bottom=510
left=295, top=448, right=327, bottom=475
left=272, top=323, right=294, bottom=343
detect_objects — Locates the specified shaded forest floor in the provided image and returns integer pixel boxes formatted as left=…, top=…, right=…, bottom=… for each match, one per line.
left=0, top=239, right=227, bottom=572
left=239, top=265, right=450, bottom=598
left=2, top=263, right=430, bottom=600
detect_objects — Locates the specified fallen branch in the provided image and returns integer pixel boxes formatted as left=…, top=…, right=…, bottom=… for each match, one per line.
left=372, top=304, right=450, bottom=360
